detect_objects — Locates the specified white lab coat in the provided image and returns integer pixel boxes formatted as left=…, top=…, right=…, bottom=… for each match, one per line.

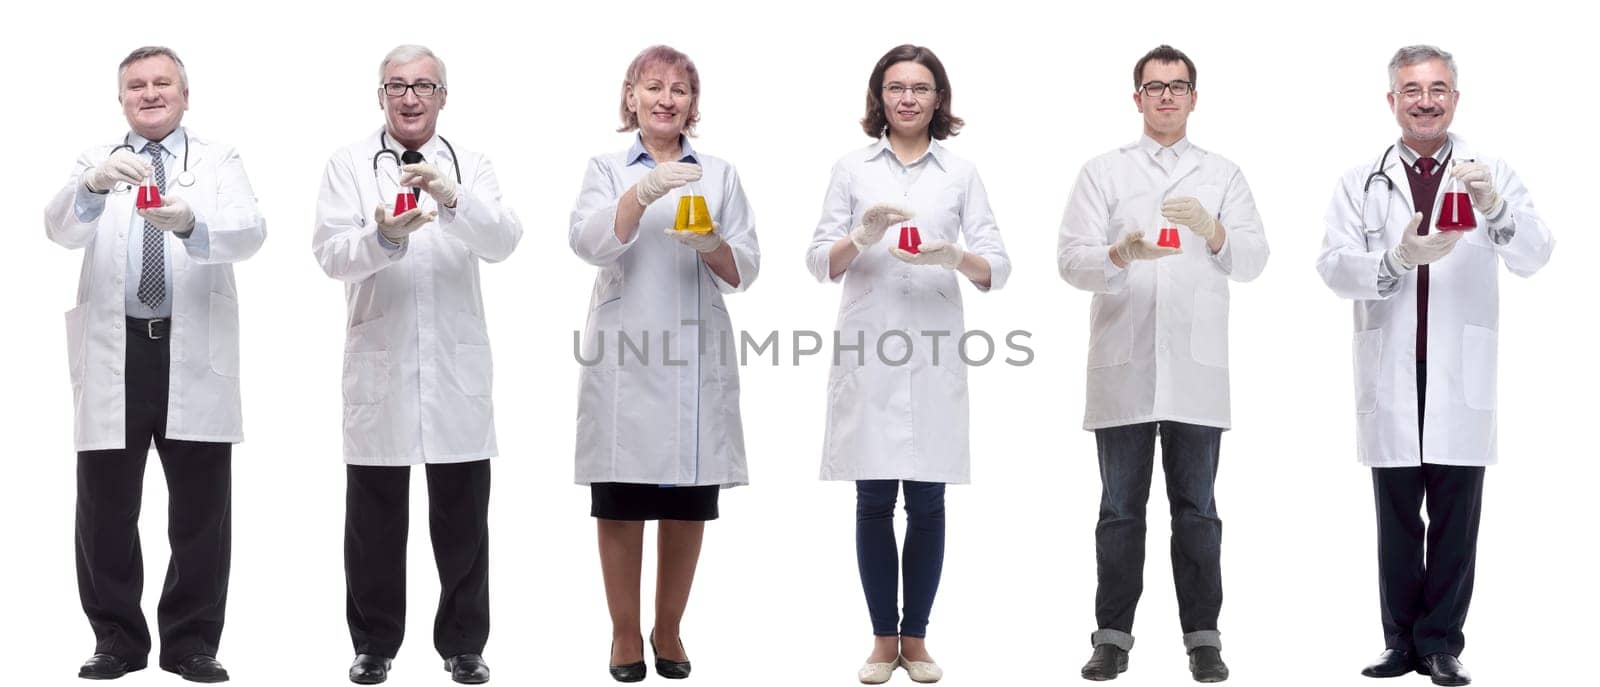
left=45, top=130, right=266, bottom=452
left=569, top=146, right=759, bottom=487
left=313, top=130, right=523, bottom=465
left=806, top=140, right=1011, bottom=484
left=1059, top=138, right=1269, bottom=431
left=1317, top=133, right=1554, bottom=467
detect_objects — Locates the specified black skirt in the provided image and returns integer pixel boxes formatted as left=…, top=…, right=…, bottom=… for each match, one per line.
left=590, top=482, right=720, bottom=521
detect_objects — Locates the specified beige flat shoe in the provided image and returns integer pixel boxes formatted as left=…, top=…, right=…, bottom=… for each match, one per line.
left=900, top=656, right=943, bottom=683
left=858, top=656, right=898, bottom=684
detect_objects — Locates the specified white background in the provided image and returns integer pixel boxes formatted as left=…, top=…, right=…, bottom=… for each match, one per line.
left=3, top=0, right=1593, bottom=685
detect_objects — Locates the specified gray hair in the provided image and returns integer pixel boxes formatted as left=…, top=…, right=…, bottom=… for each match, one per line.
left=379, top=44, right=447, bottom=87
left=1388, top=45, right=1457, bottom=89
left=118, top=46, right=188, bottom=93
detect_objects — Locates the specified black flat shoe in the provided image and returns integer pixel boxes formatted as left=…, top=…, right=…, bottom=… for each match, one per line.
left=444, top=653, right=490, bottom=684
left=164, top=655, right=229, bottom=683
left=1080, top=644, right=1129, bottom=681
left=1361, top=649, right=1419, bottom=678
left=610, top=640, right=647, bottom=683
left=1421, top=654, right=1471, bottom=686
left=1188, top=646, right=1228, bottom=683
left=650, top=630, right=691, bottom=679
left=79, top=653, right=145, bottom=680
left=349, top=654, right=392, bottom=685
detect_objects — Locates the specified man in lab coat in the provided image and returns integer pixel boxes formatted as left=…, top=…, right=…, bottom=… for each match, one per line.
left=45, top=45, right=265, bottom=683
left=1058, top=45, right=1268, bottom=683
left=313, top=45, right=522, bottom=685
left=1317, top=45, right=1553, bottom=687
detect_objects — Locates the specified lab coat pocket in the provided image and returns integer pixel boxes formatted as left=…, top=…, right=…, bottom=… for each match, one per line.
left=1354, top=329, right=1383, bottom=415
left=1189, top=290, right=1229, bottom=368
left=64, top=303, right=88, bottom=390
left=824, top=365, right=865, bottom=467
left=208, top=292, right=241, bottom=378
left=1087, top=297, right=1130, bottom=369
left=455, top=344, right=494, bottom=397
left=342, top=351, right=390, bottom=406
left=1462, top=324, right=1497, bottom=411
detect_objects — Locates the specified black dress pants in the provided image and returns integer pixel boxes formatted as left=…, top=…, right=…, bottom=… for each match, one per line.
left=345, top=460, right=491, bottom=659
left=1371, top=363, right=1484, bottom=658
left=75, top=321, right=232, bottom=668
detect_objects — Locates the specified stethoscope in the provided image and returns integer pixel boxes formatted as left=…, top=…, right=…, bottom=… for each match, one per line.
left=1358, top=144, right=1461, bottom=249
left=109, top=129, right=196, bottom=192
left=372, top=131, right=461, bottom=192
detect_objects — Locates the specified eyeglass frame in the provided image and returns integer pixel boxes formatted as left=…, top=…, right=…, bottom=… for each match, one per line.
left=1390, top=87, right=1456, bottom=103
left=1138, top=80, right=1194, bottom=97
left=882, top=83, right=940, bottom=99
left=381, top=82, right=445, bottom=98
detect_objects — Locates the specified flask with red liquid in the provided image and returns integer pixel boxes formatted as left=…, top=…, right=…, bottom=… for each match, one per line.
left=135, top=173, right=162, bottom=210
left=393, top=191, right=418, bottom=215
left=1436, top=161, right=1477, bottom=231
left=1156, top=223, right=1181, bottom=249
left=898, top=223, right=922, bottom=254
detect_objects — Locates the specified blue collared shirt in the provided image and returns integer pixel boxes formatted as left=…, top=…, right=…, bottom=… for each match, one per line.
left=624, top=134, right=699, bottom=168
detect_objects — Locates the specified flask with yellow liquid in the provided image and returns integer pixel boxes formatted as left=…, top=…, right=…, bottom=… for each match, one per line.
left=674, top=183, right=714, bottom=234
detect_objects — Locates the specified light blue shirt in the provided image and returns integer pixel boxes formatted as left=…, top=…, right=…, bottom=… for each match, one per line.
left=73, top=127, right=209, bottom=319
left=624, top=134, right=699, bottom=168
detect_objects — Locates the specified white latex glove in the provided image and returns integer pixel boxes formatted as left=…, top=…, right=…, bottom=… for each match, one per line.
left=399, top=163, right=458, bottom=208
left=1160, top=196, right=1217, bottom=240
left=664, top=221, right=725, bottom=253
left=374, top=204, right=437, bottom=243
left=849, top=203, right=915, bottom=251
left=1450, top=162, right=1503, bottom=216
left=1113, top=230, right=1180, bottom=263
left=136, top=196, right=195, bottom=232
left=1389, top=212, right=1463, bottom=270
left=634, top=161, right=702, bottom=207
left=891, top=239, right=963, bottom=269
left=82, top=149, right=152, bottom=193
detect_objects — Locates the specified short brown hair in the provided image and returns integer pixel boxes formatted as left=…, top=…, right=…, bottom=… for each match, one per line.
left=860, top=44, right=963, bottom=140
left=617, top=45, right=701, bottom=136
left=1133, top=44, right=1196, bottom=90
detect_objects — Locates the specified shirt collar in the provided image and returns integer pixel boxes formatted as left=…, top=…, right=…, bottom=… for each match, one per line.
left=128, top=126, right=185, bottom=160
left=1397, top=137, right=1453, bottom=173
left=380, top=128, right=450, bottom=163
left=626, top=134, right=698, bottom=168
left=865, top=137, right=947, bottom=170
left=1137, top=134, right=1190, bottom=163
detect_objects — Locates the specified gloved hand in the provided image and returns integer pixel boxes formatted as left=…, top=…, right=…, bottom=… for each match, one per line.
left=1450, top=162, right=1503, bottom=216
left=849, top=203, right=915, bottom=251
left=137, top=196, right=195, bottom=232
left=374, top=204, right=437, bottom=243
left=1113, top=230, right=1180, bottom=263
left=1160, top=196, right=1217, bottom=241
left=1389, top=212, right=1462, bottom=269
left=634, top=161, right=702, bottom=207
left=664, top=221, right=725, bottom=253
left=891, top=239, right=963, bottom=269
left=399, top=162, right=458, bottom=208
left=82, top=149, right=152, bottom=193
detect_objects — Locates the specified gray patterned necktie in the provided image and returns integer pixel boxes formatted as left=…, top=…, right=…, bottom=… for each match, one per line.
left=136, top=142, right=167, bottom=310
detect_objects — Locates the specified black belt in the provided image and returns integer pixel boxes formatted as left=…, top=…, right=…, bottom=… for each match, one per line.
left=127, top=316, right=170, bottom=341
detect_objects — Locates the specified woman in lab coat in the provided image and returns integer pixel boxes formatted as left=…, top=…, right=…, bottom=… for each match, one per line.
left=805, top=44, right=1010, bottom=685
left=569, top=45, right=759, bottom=683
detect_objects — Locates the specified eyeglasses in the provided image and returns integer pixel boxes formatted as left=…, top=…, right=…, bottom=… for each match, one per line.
left=1392, top=87, right=1455, bottom=103
left=883, top=83, right=938, bottom=99
left=1139, top=80, right=1193, bottom=97
left=382, top=82, right=444, bottom=98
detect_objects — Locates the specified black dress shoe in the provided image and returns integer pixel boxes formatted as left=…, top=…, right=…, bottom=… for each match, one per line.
left=79, top=653, right=145, bottom=680
left=444, top=654, right=491, bottom=684
left=349, top=654, right=392, bottom=685
left=609, top=641, right=647, bottom=683
left=1080, top=644, right=1129, bottom=681
left=164, top=655, right=229, bottom=683
left=650, top=631, right=691, bottom=679
left=1361, top=649, right=1419, bottom=678
left=1421, top=654, right=1471, bottom=686
left=1188, top=646, right=1229, bottom=683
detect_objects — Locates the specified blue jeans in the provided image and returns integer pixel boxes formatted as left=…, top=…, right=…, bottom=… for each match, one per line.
left=856, top=480, right=946, bottom=638
left=1091, top=421, right=1223, bottom=652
